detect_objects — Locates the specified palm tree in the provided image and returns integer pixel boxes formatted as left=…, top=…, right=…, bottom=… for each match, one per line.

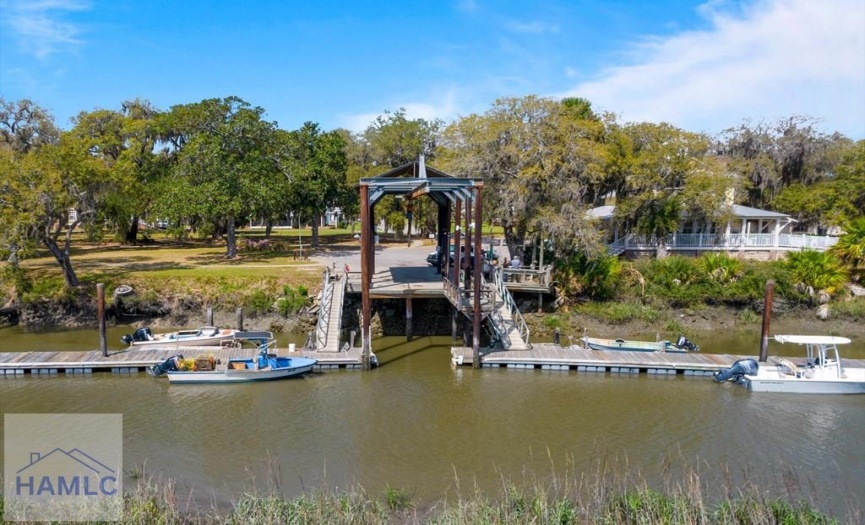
left=828, top=217, right=865, bottom=277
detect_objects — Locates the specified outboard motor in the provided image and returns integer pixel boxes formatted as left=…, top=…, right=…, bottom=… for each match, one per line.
left=121, top=327, right=153, bottom=345
left=676, top=335, right=699, bottom=352
left=713, top=358, right=759, bottom=383
left=147, top=354, right=183, bottom=377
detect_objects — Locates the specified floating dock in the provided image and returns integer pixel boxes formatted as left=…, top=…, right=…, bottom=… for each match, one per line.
left=0, top=345, right=365, bottom=377
left=450, top=343, right=865, bottom=376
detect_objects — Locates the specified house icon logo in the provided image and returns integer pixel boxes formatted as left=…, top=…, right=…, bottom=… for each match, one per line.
left=4, top=413, right=123, bottom=522
left=15, top=448, right=118, bottom=497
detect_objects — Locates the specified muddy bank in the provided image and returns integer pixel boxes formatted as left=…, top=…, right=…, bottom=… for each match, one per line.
left=524, top=304, right=865, bottom=343
left=6, top=291, right=865, bottom=346
left=5, top=292, right=315, bottom=334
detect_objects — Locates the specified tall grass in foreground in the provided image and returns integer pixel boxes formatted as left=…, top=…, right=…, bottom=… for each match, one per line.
left=1, top=461, right=855, bottom=524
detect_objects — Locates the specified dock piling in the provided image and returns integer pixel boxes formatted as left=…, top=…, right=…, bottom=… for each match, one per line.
left=236, top=308, right=244, bottom=331
left=206, top=306, right=214, bottom=326
left=97, top=283, right=107, bottom=357
left=759, top=280, right=774, bottom=362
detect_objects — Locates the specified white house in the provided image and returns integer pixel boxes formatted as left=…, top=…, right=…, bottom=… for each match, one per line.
left=592, top=204, right=838, bottom=260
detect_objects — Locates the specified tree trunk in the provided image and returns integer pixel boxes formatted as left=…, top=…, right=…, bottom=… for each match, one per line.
left=226, top=216, right=237, bottom=258
left=125, top=216, right=140, bottom=244
left=656, top=239, right=668, bottom=259
left=7, top=242, right=19, bottom=267
left=265, top=219, right=273, bottom=238
left=503, top=225, right=524, bottom=259
left=312, top=212, right=320, bottom=248
left=42, top=236, right=80, bottom=287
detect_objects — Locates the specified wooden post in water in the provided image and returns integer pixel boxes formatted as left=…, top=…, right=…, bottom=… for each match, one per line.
left=472, top=185, right=483, bottom=368
left=451, top=309, right=458, bottom=340
left=236, top=308, right=244, bottom=331
left=97, top=283, right=107, bottom=357
left=405, top=297, right=413, bottom=341
left=360, top=184, right=372, bottom=371
left=759, top=280, right=774, bottom=362
left=206, top=306, right=214, bottom=326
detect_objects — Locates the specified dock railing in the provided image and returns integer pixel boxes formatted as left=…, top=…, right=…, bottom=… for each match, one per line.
left=490, top=267, right=531, bottom=349
left=314, top=268, right=334, bottom=351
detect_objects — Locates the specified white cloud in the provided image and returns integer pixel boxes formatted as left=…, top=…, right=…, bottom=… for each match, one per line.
left=562, top=0, right=865, bottom=138
left=338, top=89, right=463, bottom=132
left=1, top=0, right=92, bottom=59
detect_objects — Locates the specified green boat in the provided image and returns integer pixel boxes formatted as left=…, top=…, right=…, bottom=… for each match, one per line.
left=581, top=335, right=699, bottom=353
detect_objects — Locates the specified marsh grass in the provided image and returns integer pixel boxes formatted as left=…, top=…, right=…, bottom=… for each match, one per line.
left=0, top=461, right=850, bottom=525
left=830, top=299, right=865, bottom=321
left=574, top=301, right=663, bottom=324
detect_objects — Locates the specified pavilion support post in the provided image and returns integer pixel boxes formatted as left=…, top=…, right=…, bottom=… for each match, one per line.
left=453, top=199, right=462, bottom=287
left=464, top=198, right=472, bottom=290
left=405, top=297, right=413, bottom=341
left=759, top=280, right=774, bottom=363
left=472, top=186, right=483, bottom=368
left=437, top=202, right=450, bottom=274
left=360, top=185, right=372, bottom=371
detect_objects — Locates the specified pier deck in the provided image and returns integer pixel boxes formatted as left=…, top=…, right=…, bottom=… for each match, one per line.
left=450, top=343, right=865, bottom=375
left=0, top=345, right=364, bottom=376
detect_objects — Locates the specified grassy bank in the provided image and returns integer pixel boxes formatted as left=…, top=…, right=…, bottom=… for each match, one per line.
left=0, top=469, right=849, bottom=524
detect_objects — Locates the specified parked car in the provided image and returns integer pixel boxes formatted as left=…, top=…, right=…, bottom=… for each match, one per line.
left=427, top=246, right=496, bottom=277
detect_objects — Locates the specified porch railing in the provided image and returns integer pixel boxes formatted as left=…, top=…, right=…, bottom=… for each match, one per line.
left=609, top=232, right=838, bottom=252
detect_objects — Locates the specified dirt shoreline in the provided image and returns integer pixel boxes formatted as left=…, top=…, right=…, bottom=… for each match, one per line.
left=523, top=304, right=865, bottom=344
left=5, top=293, right=865, bottom=345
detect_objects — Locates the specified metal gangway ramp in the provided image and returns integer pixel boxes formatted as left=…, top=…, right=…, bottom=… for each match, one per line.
left=486, top=268, right=530, bottom=351
left=314, top=268, right=347, bottom=352
left=442, top=268, right=530, bottom=352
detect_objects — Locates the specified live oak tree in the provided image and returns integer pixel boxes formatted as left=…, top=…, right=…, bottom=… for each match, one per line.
left=0, top=131, right=108, bottom=287
left=439, top=96, right=607, bottom=260
left=283, top=122, right=347, bottom=248
left=611, top=122, right=729, bottom=258
left=66, top=100, right=167, bottom=244
left=160, top=97, right=279, bottom=258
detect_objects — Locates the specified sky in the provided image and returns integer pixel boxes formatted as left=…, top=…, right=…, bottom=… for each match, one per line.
left=1, top=0, right=863, bottom=139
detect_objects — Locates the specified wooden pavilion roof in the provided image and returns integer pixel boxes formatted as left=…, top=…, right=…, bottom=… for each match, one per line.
left=359, top=158, right=483, bottom=206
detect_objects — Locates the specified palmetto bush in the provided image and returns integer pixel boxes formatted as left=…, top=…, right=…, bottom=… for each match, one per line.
left=697, top=252, right=743, bottom=284
left=828, top=217, right=865, bottom=272
left=554, top=252, right=623, bottom=301
left=784, top=250, right=849, bottom=298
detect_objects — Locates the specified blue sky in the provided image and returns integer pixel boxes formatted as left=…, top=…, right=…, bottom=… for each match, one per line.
left=1, top=0, right=863, bottom=139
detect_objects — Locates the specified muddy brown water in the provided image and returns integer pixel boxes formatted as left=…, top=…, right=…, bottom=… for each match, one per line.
left=1, top=325, right=863, bottom=517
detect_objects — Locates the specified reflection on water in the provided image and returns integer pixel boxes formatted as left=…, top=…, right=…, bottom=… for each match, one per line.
left=1, top=327, right=863, bottom=517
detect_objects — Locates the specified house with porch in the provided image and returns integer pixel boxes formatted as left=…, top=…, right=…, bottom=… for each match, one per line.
left=593, top=204, right=838, bottom=260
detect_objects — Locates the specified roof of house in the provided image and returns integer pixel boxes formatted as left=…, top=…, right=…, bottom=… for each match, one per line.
left=588, top=204, right=792, bottom=221
left=730, top=204, right=792, bottom=219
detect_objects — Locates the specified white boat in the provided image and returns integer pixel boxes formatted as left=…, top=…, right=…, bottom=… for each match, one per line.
left=715, top=335, right=865, bottom=394
left=121, top=326, right=236, bottom=347
left=581, top=335, right=699, bottom=353
left=147, top=338, right=317, bottom=384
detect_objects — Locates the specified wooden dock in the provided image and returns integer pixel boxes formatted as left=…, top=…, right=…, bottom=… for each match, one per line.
left=0, top=345, right=365, bottom=377
left=450, top=343, right=865, bottom=376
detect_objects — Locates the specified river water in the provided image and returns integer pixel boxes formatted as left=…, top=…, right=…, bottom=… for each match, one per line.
left=1, top=325, right=863, bottom=518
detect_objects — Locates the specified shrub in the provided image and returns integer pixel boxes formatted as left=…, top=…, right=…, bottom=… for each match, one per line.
left=554, top=252, right=622, bottom=301
left=278, top=285, right=310, bottom=316
left=697, top=252, right=743, bottom=284
left=785, top=250, right=849, bottom=296
left=246, top=289, right=274, bottom=315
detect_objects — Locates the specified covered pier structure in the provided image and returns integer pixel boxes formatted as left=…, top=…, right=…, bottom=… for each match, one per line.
left=358, top=159, right=494, bottom=369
